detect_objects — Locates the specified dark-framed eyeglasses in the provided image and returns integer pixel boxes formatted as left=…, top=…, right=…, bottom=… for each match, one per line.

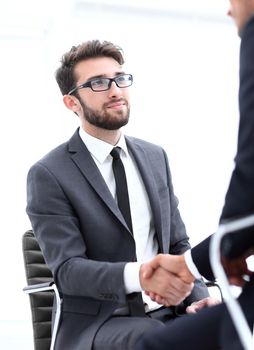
left=68, top=74, right=133, bottom=95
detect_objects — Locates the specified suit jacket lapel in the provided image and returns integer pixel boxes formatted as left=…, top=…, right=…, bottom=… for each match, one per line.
left=68, top=130, right=131, bottom=232
left=126, top=137, right=164, bottom=251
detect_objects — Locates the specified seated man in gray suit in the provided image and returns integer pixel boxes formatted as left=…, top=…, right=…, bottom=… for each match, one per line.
left=26, top=40, right=217, bottom=350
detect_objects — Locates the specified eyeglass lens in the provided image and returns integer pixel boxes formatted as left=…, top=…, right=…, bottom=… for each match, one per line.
left=91, top=74, right=132, bottom=91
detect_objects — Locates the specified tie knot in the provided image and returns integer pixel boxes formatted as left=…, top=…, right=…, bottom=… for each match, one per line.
left=110, top=147, right=121, bottom=160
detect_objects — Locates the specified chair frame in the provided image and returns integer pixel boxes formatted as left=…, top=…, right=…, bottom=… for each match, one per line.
left=23, top=281, right=61, bottom=350
left=22, top=230, right=223, bottom=350
left=210, top=214, right=254, bottom=350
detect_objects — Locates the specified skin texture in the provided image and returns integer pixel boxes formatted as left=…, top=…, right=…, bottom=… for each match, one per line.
left=63, top=57, right=130, bottom=145
left=227, top=0, right=254, bottom=36
left=140, top=254, right=194, bottom=306
left=140, top=259, right=193, bottom=306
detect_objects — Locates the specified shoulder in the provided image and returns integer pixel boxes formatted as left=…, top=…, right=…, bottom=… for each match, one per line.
left=125, top=135, right=170, bottom=169
left=241, top=15, right=254, bottom=40
left=29, top=129, right=80, bottom=172
left=125, top=135, right=165, bottom=153
left=240, top=15, right=254, bottom=60
left=32, top=142, right=68, bottom=169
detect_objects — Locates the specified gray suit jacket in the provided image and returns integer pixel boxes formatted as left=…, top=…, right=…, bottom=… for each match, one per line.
left=26, top=129, right=208, bottom=350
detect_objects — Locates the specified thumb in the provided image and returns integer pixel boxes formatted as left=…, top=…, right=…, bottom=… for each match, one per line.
left=141, top=263, right=156, bottom=279
left=142, top=255, right=163, bottom=278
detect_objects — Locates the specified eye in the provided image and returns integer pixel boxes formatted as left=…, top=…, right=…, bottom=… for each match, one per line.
left=92, top=78, right=108, bottom=88
left=116, top=75, right=127, bottom=83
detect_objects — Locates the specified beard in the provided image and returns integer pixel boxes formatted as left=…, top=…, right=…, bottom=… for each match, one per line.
left=79, top=98, right=130, bottom=130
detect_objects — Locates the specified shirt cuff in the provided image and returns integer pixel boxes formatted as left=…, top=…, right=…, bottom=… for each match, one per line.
left=124, top=262, right=142, bottom=293
left=184, top=249, right=202, bottom=279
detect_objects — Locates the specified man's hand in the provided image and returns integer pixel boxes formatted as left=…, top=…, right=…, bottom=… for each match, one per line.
left=139, top=254, right=195, bottom=306
left=221, top=250, right=254, bottom=287
left=186, top=296, right=221, bottom=314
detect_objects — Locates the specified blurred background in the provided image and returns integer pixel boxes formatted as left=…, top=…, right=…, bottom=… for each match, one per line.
left=0, top=0, right=240, bottom=347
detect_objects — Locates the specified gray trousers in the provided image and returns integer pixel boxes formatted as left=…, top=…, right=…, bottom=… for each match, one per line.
left=93, top=307, right=177, bottom=350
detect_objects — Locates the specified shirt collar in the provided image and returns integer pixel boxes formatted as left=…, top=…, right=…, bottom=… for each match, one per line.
left=79, top=127, right=129, bottom=164
left=115, top=133, right=129, bottom=159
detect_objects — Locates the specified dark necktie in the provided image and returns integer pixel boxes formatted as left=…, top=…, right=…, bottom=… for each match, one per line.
left=110, top=147, right=146, bottom=317
left=110, top=147, right=133, bottom=233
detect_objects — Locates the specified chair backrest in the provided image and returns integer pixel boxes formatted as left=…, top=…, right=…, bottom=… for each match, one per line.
left=22, top=230, right=54, bottom=350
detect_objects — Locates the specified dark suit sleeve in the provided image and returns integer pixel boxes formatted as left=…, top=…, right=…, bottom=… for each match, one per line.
left=26, top=162, right=127, bottom=304
left=191, top=235, right=215, bottom=281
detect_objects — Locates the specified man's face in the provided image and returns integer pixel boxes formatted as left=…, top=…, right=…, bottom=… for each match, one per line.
left=228, top=0, right=254, bottom=35
left=73, top=57, right=130, bottom=130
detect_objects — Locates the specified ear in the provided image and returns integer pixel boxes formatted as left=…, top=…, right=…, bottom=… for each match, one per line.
left=63, top=94, right=81, bottom=113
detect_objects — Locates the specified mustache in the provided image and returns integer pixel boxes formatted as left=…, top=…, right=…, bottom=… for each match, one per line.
left=104, top=98, right=128, bottom=108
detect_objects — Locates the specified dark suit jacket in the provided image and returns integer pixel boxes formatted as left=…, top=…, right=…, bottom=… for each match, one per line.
left=191, top=15, right=254, bottom=281
left=26, top=131, right=208, bottom=350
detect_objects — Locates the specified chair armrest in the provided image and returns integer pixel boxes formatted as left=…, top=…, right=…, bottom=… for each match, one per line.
left=23, top=281, right=55, bottom=294
left=205, top=280, right=223, bottom=301
left=23, top=281, right=61, bottom=350
left=210, top=215, right=254, bottom=350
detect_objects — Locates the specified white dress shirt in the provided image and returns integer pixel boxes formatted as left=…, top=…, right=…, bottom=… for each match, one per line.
left=79, top=127, right=160, bottom=311
left=184, top=250, right=202, bottom=279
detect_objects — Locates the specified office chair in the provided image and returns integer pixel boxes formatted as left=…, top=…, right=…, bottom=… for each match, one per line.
left=22, top=230, right=61, bottom=350
left=23, top=230, right=223, bottom=350
left=210, top=215, right=254, bottom=350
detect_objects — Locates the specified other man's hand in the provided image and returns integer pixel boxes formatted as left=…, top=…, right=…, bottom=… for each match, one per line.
left=186, top=296, right=221, bottom=314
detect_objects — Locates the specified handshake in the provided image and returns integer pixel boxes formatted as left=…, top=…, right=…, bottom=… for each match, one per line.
left=139, top=251, right=254, bottom=311
left=139, top=254, right=195, bottom=308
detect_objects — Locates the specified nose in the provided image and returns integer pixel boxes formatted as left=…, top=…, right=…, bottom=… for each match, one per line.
left=108, top=81, right=123, bottom=98
left=227, top=7, right=232, bottom=18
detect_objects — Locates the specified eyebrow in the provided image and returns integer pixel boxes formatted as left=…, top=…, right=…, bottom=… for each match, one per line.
left=84, top=71, right=126, bottom=82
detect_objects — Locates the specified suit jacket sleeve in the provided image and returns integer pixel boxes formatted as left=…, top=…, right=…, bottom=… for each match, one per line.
left=26, top=161, right=127, bottom=305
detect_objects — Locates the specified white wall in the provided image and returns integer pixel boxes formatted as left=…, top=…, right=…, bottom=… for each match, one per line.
left=0, top=0, right=240, bottom=347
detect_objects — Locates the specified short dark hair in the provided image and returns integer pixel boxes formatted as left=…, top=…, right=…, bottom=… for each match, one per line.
left=55, top=40, right=125, bottom=96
